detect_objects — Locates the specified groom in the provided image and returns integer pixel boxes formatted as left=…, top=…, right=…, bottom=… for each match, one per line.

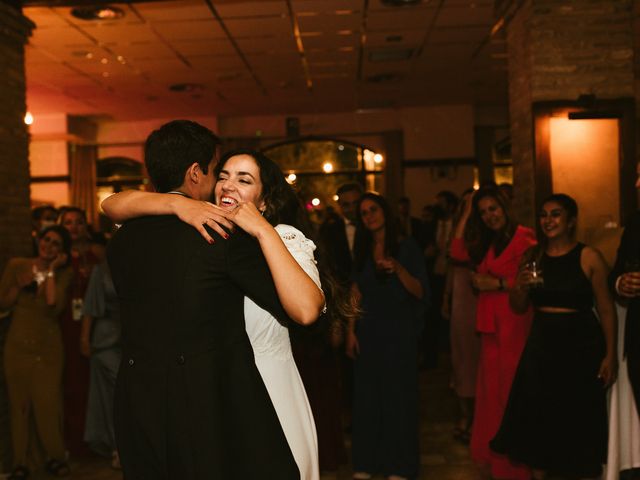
left=107, top=120, right=299, bottom=479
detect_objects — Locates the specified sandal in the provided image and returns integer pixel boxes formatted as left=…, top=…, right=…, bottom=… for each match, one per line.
left=44, top=458, right=70, bottom=477
left=8, top=465, right=29, bottom=480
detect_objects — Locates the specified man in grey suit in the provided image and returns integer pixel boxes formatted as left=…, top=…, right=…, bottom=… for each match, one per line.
left=108, top=120, right=299, bottom=479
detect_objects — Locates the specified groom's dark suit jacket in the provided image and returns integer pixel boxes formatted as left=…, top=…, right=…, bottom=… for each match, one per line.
left=108, top=215, right=299, bottom=480
left=610, top=211, right=640, bottom=417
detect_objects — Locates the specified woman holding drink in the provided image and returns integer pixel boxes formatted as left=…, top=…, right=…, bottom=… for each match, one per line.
left=449, top=186, right=536, bottom=480
left=491, top=193, right=617, bottom=479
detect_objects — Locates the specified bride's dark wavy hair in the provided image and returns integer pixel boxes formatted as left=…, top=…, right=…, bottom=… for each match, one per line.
left=215, top=149, right=360, bottom=336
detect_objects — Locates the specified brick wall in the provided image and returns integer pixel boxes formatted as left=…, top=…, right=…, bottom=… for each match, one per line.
left=506, top=0, right=635, bottom=225
left=0, top=3, right=33, bottom=472
left=507, top=0, right=535, bottom=226
left=0, top=4, right=33, bottom=271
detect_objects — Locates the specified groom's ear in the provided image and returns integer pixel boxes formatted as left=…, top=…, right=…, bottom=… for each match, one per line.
left=185, top=162, right=201, bottom=184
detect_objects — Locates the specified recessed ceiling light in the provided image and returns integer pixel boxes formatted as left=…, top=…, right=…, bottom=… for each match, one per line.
left=71, top=6, right=125, bottom=21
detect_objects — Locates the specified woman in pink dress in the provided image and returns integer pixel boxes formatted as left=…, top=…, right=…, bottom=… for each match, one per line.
left=450, top=187, right=536, bottom=480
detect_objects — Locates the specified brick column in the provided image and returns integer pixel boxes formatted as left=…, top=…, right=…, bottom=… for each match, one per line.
left=505, top=0, right=635, bottom=225
left=0, top=1, right=33, bottom=472
left=0, top=2, right=33, bottom=270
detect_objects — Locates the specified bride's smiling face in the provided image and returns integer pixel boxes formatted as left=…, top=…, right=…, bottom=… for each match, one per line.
left=215, top=154, right=265, bottom=211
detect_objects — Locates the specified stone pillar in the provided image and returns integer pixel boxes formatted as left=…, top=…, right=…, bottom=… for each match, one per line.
left=0, top=2, right=33, bottom=472
left=504, top=0, right=635, bottom=226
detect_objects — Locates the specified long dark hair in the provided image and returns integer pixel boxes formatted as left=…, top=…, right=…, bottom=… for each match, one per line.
left=215, top=149, right=359, bottom=332
left=465, top=186, right=517, bottom=264
left=353, top=192, right=400, bottom=272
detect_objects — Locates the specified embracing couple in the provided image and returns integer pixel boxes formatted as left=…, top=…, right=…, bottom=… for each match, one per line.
left=104, top=120, right=341, bottom=479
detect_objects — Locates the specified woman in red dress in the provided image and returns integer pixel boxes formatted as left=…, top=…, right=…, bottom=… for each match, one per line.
left=59, top=207, right=104, bottom=455
left=450, top=187, right=536, bottom=480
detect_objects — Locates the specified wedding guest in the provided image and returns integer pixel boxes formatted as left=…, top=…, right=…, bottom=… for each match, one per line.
left=423, top=191, right=457, bottom=369
left=347, top=192, right=429, bottom=480
left=491, top=193, right=616, bottom=479
left=31, top=206, right=58, bottom=255
left=80, top=260, right=121, bottom=468
left=442, top=189, right=480, bottom=444
left=0, top=226, right=73, bottom=479
left=609, top=161, right=640, bottom=418
left=450, top=186, right=535, bottom=480
left=59, top=207, right=104, bottom=455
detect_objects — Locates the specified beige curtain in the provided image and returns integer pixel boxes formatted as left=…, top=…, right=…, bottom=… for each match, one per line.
left=70, top=143, right=98, bottom=227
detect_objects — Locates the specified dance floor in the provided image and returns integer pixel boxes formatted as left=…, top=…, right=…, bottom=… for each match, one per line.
left=22, top=356, right=487, bottom=480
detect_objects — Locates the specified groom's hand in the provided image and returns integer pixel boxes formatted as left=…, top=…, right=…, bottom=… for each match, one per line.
left=175, top=198, right=236, bottom=244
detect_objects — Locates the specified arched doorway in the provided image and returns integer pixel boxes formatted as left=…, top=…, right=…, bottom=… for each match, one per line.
left=262, top=137, right=384, bottom=225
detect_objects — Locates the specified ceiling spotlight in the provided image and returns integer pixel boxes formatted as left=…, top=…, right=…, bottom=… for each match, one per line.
left=71, top=6, right=125, bottom=21
left=374, top=154, right=384, bottom=164
left=311, top=198, right=321, bottom=207
left=322, top=162, right=334, bottom=173
left=286, top=173, right=297, bottom=184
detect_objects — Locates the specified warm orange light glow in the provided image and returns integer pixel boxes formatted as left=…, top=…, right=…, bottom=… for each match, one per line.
left=24, top=112, right=33, bottom=125
left=549, top=117, right=619, bottom=236
left=322, top=162, right=333, bottom=173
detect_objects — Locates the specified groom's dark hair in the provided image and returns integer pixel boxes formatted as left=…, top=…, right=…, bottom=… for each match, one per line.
left=144, top=120, right=221, bottom=193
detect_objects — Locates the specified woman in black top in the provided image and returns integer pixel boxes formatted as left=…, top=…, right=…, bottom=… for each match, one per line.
left=491, top=194, right=617, bottom=479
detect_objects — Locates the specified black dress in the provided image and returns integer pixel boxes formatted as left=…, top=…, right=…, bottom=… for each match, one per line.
left=490, top=243, right=608, bottom=478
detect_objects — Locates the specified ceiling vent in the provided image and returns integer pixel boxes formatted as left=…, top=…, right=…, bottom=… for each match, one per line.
left=368, top=48, right=414, bottom=63
left=381, top=0, right=423, bottom=6
left=70, top=6, right=124, bottom=20
left=365, top=73, right=403, bottom=84
left=169, top=83, right=204, bottom=93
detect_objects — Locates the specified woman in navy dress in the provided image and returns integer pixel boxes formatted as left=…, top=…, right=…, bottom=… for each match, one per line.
left=346, top=193, right=429, bottom=480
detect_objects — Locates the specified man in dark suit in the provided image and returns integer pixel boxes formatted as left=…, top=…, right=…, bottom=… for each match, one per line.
left=107, top=120, right=299, bottom=479
left=319, top=182, right=363, bottom=285
left=397, top=196, right=426, bottom=249
left=610, top=163, right=640, bottom=418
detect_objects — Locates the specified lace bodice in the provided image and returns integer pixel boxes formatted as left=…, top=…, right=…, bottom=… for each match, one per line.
left=244, top=224, right=322, bottom=359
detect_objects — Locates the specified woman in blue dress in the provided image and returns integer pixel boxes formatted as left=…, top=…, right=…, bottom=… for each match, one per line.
left=80, top=261, right=122, bottom=468
left=346, top=192, right=429, bottom=480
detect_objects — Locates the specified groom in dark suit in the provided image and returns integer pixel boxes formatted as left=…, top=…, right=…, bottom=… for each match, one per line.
left=108, top=120, right=299, bottom=479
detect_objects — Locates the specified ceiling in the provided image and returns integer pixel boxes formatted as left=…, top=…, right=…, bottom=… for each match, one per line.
left=23, top=0, right=508, bottom=121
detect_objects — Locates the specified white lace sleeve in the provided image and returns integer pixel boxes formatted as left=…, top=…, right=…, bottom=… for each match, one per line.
left=275, top=224, right=326, bottom=312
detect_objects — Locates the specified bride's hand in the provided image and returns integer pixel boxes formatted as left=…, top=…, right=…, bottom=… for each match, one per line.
left=173, top=197, right=235, bottom=243
left=232, top=203, right=272, bottom=239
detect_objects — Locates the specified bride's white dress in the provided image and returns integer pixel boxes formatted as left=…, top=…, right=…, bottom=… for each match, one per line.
left=244, top=224, right=320, bottom=480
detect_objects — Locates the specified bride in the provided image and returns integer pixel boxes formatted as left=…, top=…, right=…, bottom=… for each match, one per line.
left=103, top=149, right=353, bottom=480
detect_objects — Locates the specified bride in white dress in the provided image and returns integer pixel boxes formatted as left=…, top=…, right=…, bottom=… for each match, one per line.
left=244, top=223, right=320, bottom=480
left=102, top=149, right=337, bottom=480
